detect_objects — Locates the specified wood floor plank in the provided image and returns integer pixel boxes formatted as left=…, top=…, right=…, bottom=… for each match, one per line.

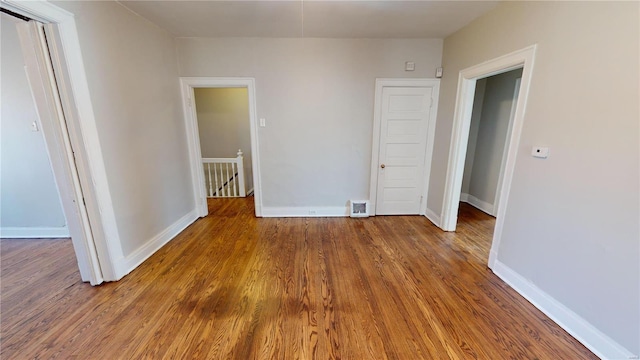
left=0, top=199, right=597, bottom=359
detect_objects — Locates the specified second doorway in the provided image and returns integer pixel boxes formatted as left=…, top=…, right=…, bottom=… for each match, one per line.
left=194, top=87, right=254, bottom=199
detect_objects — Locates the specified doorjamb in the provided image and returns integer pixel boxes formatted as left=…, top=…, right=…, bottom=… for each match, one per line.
left=179, top=77, right=263, bottom=217
left=440, top=45, right=536, bottom=268
left=369, top=78, right=440, bottom=216
left=3, top=0, right=123, bottom=282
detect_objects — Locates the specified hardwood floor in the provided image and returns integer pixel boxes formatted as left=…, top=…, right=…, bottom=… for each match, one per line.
left=1, top=198, right=596, bottom=359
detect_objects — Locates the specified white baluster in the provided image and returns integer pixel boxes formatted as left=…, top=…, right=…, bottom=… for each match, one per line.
left=207, top=163, right=213, bottom=197
left=219, top=163, right=224, bottom=197
left=237, top=149, right=246, bottom=197
left=233, top=162, right=238, bottom=197
left=203, top=162, right=207, bottom=196
left=213, top=163, right=220, bottom=197
left=226, top=163, right=231, bottom=197
left=230, top=162, right=235, bottom=197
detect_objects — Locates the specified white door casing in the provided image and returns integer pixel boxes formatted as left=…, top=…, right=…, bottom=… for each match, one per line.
left=439, top=45, right=536, bottom=270
left=370, top=79, right=440, bottom=216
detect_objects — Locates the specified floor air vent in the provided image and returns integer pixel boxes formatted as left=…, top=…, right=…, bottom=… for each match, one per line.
left=350, top=200, right=370, bottom=218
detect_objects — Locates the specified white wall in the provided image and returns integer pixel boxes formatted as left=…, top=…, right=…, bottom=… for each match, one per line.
left=461, top=78, right=486, bottom=195
left=429, top=1, right=639, bottom=356
left=177, top=38, right=443, bottom=210
left=462, top=69, right=521, bottom=209
left=195, top=87, right=253, bottom=192
left=0, top=13, right=67, bottom=236
left=52, top=1, right=194, bottom=257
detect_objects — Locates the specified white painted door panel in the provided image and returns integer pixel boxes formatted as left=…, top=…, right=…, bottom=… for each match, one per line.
left=376, top=87, right=432, bottom=215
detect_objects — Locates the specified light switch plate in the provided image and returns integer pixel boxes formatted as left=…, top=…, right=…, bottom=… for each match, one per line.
left=532, top=146, right=549, bottom=158
left=259, top=118, right=266, bottom=127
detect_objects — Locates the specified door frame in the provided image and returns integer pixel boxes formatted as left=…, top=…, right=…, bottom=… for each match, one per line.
left=439, top=45, right=536, bottom=268
left=180, top=77, right=263, bottom=217
left=369, top=78, right=440, bottom=216
left=3, top=0, right=123, bottom=283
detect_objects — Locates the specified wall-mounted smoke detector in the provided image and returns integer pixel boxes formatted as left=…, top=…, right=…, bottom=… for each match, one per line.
left=349, top=200, right=370, bottom=218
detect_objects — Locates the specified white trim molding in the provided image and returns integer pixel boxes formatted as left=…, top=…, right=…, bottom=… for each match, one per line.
left=492, top=261, right=637, bottom=360
left=369, top=78, right=440, bottom=216
left=423, top=208, right=441, bottom=228
left=0, top=227, right=70, bottom=239
left=179, top=77, right=263, bottom=218
left=460, top=193, right=495, bottom=216
left=261, top=206, right=349, bottom=218
left=115, top=210, right=198, bottom=278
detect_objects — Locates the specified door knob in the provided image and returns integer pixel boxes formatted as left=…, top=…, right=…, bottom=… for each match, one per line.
left=380, top=164, right=386, bottom=169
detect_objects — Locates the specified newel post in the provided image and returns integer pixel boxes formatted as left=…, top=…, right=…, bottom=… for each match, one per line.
left=237, top=149, right=246, bottom=197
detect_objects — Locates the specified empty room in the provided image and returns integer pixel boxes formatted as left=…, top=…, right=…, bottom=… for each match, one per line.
left=1, top=1, right=638, bottom=359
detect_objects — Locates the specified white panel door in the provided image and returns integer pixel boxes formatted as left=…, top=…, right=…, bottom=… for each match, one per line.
left=376, top=87, right=433, bottom=215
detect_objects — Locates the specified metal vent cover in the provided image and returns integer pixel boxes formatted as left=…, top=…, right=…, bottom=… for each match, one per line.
left=349, top=200, right=370, bottom=218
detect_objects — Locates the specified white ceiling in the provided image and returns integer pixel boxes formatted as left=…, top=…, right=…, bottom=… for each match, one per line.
left=117, top=1, right=500, bottom=39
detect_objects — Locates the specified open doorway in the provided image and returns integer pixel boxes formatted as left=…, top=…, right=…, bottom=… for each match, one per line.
left=1, top=12, right=69, bottom=239
left=440, top=45, right=536, bottom=268
left=0, top=4, right=109, bottom=284
left=194, top=88, right=253, bottom=200
left=460, top=69, right=522, bottom=217
left=180, top=78, right=263, bottom=218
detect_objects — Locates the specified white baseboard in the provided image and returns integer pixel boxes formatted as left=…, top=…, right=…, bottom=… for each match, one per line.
left=460, top=192, right=495, bottom=216
left=0, top=226, right=70, bottom=238
left=424, top=208, right=441, bottom=227
left=261, top=206, right=349, bottom=218
left=491, top=260, right=636, bottom=360
left=115, top=209, right=198, bottom=279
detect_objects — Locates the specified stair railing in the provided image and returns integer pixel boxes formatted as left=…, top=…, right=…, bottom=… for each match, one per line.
left=202, top=149, right=246, bottom=198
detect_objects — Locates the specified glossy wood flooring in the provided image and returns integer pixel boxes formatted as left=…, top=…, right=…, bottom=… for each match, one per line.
left=1, top=198, right=597, bottom=359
